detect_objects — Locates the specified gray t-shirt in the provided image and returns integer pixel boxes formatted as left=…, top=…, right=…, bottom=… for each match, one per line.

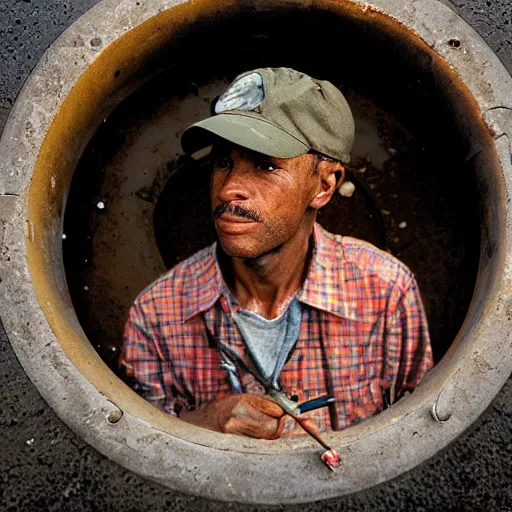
left=232, top=297, right=301, bottom=391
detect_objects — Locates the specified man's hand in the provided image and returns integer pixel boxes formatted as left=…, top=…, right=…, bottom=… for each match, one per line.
left=180, top=393, right=286, bottom=440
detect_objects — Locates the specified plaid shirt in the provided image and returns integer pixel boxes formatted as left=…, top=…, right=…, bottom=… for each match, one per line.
left=121, top=224, right=432, bottom=433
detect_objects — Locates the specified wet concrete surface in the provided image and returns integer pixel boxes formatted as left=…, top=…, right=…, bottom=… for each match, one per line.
left=1, top=0, right=512, bottom=510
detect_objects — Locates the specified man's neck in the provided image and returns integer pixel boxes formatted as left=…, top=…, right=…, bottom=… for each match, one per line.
left=225, top=222, right=315, bottom=320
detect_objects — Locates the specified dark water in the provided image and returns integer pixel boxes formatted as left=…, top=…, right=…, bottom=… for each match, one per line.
left=64, top=71, right=479, bottom=372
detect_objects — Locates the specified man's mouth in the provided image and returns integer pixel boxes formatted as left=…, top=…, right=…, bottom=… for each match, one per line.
left=213, top=203, right=262, bottom=223
left=215, top=214, right=259, bottom=235
left=213, top=204, right=261, bottom=235
left=217, top=212, right=255, bottom=224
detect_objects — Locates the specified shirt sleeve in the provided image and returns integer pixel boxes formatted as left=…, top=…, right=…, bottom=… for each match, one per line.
left=385, top=276, right=434, bottom=403
left=120, top=300, right=183, bottom=416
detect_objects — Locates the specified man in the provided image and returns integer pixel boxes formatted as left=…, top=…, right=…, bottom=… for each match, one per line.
left=120, top=67, right=432, bottom=440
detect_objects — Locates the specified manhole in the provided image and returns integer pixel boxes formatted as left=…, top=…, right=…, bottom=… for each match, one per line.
left=1, top=0, right=511, bottom=504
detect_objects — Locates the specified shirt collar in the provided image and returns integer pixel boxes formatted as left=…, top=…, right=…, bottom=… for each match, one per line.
left=296, top=223, right=358, bottom=320
left=183, top=223, right=355, bottom=322
left=182, top=243, right=228, bottom=321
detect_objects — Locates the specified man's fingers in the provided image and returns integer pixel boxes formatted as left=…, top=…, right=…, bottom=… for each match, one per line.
left=224, top=407, right=281, bottom=439
left=208, top=393, right=285, bottom=439
left=242, top=394, right=285, bottom=418
left=266, top=414, right=287, bottom=440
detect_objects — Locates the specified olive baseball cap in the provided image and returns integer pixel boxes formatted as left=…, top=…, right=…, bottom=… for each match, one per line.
left=181, top=67, right=355, bottom=164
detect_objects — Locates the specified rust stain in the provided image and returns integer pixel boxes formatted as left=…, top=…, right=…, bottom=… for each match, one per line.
left=25, top=0, right=240, bottom=430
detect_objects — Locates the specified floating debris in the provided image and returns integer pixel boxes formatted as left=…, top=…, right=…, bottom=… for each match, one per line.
left=399, top=221, right=407, bottom=229
left=381, top=209, right=391, bottom=216
left=62, top=234, right=67, bottom=240
left=26, top=438, right=34, bottom=446
left=388, top=147, right=397, bottom=155
left=357, top=166, right=367, bottom=174
left=96, top=201, right=105, bottom=210
left=84, top=286, right=89, bottom=291
left=338, top=181, right=356, bottom=198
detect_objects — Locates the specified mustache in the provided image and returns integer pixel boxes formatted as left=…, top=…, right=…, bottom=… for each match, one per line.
left=213, top=203, right=262, bottom=222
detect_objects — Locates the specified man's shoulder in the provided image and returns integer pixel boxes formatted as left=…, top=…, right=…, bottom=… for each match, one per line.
left=134, top=244, right=216, bottom=307
left=345, top=236, right=411, bottom=274
left=319, top=227, right=414, bottom=290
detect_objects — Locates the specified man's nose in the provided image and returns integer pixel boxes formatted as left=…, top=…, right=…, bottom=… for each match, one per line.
left=215, top=161, right=251, bottom=203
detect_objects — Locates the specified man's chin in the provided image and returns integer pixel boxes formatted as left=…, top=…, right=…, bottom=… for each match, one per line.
left=218, top=241, right=261, bottom=260
left=216, top=234, right=265, bottom=260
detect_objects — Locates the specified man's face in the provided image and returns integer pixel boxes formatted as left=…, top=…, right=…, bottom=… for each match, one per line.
left=210, top=145, right=321, bottom=260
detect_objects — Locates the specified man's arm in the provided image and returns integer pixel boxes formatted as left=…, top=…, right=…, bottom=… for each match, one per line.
left=121, top=300, right=286, bottom=439
left=386, top=276, right=433, bottom=404
left=180, top=393, right=286, bottom=440
left=120, top=301, right=178, bottom=412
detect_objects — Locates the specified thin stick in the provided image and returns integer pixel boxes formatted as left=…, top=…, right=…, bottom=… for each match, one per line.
left=286, top=412, right=332, bottom=451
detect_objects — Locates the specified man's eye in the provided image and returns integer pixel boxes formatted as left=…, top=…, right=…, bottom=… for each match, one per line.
left=255, top=161, right=278, bottom=172
left=214, top=156, right=232, bottom=171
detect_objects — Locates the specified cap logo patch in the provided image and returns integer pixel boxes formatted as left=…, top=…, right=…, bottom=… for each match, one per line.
left=214, top=72, right=264, bottom=114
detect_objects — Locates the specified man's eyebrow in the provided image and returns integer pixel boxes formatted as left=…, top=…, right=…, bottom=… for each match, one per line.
left=213, top=145, right=283, bottom=166
left=237, top=148, right=279, bottom=164
left=254, top=154, right=279, bottom=163
left=246, top=149, right=280, bottom=162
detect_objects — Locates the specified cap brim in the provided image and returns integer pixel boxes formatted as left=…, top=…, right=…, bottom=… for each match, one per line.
left=181, top=113, right=310, bottom=158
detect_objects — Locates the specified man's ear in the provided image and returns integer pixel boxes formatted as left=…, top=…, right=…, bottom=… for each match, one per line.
left=309, top=161, right=346, bottom=210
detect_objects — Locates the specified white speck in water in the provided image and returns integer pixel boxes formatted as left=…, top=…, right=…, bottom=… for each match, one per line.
left=62, top=234, right=67, bottom=240
left=84, top=259, right=88, bottom=263
left=357, top=166, right=367, bottom=174
left=84, top=286, right=89, bottom=291
left=338, top=181, right=356, bottom=198
left=50, top=176, right=56, bottom=189
left=388, top=147, right=397, bottom=155
left=96, top=201, right=105, bottom=210
left=26, top=438, right=34, bottom=446
left=399, top=221, right=407, bottom=229
left=111, top=346, right=117, bottom=352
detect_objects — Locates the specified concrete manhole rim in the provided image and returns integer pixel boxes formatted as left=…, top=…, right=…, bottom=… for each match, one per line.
left=1, top=0, right=512, bottom=504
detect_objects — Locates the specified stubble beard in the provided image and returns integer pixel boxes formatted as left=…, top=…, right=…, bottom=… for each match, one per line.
left=216, top=217, right=301, bottom=264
